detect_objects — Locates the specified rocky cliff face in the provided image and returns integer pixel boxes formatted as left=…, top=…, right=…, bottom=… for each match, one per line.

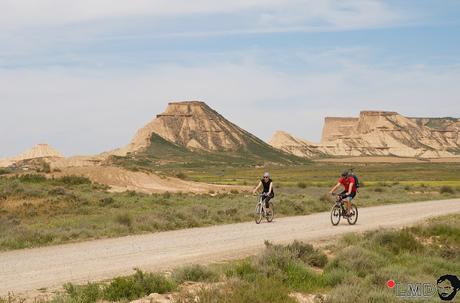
left=271, top=111, right=460, bottom=159
left=0, top=144, right=64, bottom=168
left=110, top=101, right=288, bottom=158
left=269, top=131, right=324, bottom=158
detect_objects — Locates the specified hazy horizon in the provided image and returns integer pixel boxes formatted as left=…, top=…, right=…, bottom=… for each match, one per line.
left=1, top=0, right=459, bottom=157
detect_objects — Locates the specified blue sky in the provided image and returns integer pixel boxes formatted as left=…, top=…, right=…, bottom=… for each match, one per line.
left=0, top=0, right=459, bottom=157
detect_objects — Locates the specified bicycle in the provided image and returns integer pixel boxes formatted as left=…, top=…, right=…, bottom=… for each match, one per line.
left=330, top=193, right=358, bottom=226
left=255, top=193, right=274, bottom=224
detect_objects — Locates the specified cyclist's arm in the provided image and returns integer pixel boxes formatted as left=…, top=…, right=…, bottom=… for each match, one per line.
left=268, top=182, right=273, bottom=194
left=329, top=182, right=341, bottom=194
left=347, top=182, right=354, bottom=195
left=253, top=181, right=262, bottom=194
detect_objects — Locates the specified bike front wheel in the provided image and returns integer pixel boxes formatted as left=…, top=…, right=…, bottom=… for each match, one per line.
left=255, top=203, right=263, bottom=224
left=330, top=205, right=341, bottom=226
left=347, top=204, right=358, bottom=225
left=266, top=202, right=274, bottom=222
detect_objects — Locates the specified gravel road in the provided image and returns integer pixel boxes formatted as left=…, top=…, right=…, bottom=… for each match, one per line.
left=1, top=199, right=459, bottom=296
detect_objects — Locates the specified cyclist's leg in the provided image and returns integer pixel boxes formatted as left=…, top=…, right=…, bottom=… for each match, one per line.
left=340, top=191, right=351, bottom=214
left=263, top=195, right=271, bottom=208
left=264, top=193, right=274, bottom=210
left=267, top=193, right=275, bottom=212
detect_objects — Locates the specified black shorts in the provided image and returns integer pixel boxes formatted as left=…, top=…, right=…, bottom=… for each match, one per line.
left=340, top=191, right=356, bottom=200
left=263, top=192, right=274, bottom=203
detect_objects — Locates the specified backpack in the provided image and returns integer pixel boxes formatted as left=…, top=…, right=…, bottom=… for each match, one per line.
left=352, top=175, right=360, bottom=189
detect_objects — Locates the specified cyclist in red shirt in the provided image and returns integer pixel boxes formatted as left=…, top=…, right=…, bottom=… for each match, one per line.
left=329, top=171, right=357, bottom=216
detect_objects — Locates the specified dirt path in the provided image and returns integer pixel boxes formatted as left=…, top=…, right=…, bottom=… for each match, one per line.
left=1, top=199, right=459, bottom=296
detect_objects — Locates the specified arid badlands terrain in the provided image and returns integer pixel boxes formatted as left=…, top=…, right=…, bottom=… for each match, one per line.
left=1, top=101, right=459, bottom=192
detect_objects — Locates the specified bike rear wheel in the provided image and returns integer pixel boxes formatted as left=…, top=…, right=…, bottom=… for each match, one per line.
left=266, top=202, right=274, bottom=222
left=330, top=205, right=341, bottom=226
left=347, top=204, right=358, bottom=225
left=255, top=203, right=263, bottom=224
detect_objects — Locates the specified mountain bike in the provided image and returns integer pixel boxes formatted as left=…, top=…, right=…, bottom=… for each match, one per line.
left=255, top=193, right=274, bottom=224
left=330, top=193, right=358, bottom=226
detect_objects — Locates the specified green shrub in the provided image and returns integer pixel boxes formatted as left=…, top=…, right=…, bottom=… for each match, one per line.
left=103, top=270, right=175, bottom=301
left=115, top=213, right=133, bottom=227
left=285, top=263, right=324, bottom=291
left=370, top=229, right=423, bottom=254
left=64, top=282, right=102, bottom=303
left=176, top=172, right=187, bottom=180
left=297, top=182, right=307, bottom=189
left=319, top=194, right=330, bottom=203
left=56, top=175, right=92, bottom=185
left=176, top=278, right=296, bottom=303
left=48, top=187, right=67, bottom=196
left=19, top=174, right=47, bottom=183
left=326, top=246, right=385, bottom=278
left=0, top=169, right=9, bottom=175
left=284, top=241, right=328, bottom=268
left=326, top=281, right=393, bottom=303
left=225, top=260, right=258, bottom=282
left=99, top=197, right=115, bottom=206
left=373, top=187, right=384, bottom=193
left=440, top=186, right=454, bottom=194
left=63, top=270, right=175, bottom=303
left=173, top=264, right=218, bottom=283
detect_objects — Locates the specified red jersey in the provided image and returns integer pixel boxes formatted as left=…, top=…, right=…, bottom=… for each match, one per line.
left=339, top=176, right=357, bottom=193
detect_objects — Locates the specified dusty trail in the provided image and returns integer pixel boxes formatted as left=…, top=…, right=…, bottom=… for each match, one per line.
left=1, top=199, right=459, bottom=296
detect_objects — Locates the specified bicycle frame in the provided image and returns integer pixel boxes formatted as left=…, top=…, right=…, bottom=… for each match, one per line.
left=257, top=195, right=266, bottom=214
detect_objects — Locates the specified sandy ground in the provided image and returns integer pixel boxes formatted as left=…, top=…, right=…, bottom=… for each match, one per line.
left=1, top=199, right=459, bottom=297
left=316, top=156, right=460, bottom=163
left=54, top=166, right=248, bottom=194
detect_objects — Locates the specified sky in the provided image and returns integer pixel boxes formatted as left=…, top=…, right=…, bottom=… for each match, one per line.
left=0, top=0, right=459, bottom=157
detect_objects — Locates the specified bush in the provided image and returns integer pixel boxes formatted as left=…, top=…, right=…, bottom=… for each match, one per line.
left=176, top=278, right=296, bottom=303
left=285, top=241, right=328, bottom=268
left=225, top=260, right=258, bottom=282
left=260, top=241, right=328, bottom=272
left=99, top=197, right=115, bottom=206
left=104, top=270, right=175, bottom=301
left=373, top=187, right=384, bottom=193
left=297, top=182, right=307, bottom=189
left=440, top=186, right=454, bottom=194
left=48, top=187, right=67, bottom=196
left=19, top=174, right=47, bottom=183
left=64, top=270, right=176, bottom=303
left=370, top=229, right=423, bottom=254
left=115, top=213, right=133, bottom=227
left=326, top=246, right=385, bottom=278
left=173, top=264, right=218, bottom=283
left=176, top=172, right=187, bottom=180
left=56, top=175, right=92, bottom=185
left=0, top=169, right=9, bottom=175
left=64, top=282, right=101, bottom=303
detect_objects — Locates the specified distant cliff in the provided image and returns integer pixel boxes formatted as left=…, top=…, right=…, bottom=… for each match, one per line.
left=270, top=111, right=460, bottom=159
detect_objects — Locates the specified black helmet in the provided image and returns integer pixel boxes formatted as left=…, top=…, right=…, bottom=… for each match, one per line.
left=341, top=171, right=349, bottom=177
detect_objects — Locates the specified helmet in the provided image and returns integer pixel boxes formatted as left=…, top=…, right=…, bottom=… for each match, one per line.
left=341, top=171, right=349, bottom=178
left=263, top=172, right=270, bottom=178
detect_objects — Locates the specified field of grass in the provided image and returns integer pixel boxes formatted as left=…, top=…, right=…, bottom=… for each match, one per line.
left=176, top=162, right=460, bottom=186
left=1, top=162, right=460, bottom=251
left=15, top=214, right=460, bottom=303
